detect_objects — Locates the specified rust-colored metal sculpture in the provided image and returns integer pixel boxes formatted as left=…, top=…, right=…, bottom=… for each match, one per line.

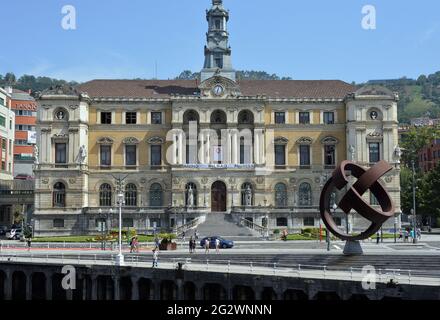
left=320, top=160, right=395, bottom=241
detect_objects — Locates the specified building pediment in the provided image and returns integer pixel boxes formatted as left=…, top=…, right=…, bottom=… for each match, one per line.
left=296, top=137, right=313, bottom=145
left=353, top=85, right=399, bottom=101
left=199, top=75, right=241, bottom=99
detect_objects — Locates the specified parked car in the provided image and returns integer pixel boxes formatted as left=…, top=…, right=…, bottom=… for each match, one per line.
left=6, top=228, right=23, bottom=240
left=199, top=236, right=234, bottom=249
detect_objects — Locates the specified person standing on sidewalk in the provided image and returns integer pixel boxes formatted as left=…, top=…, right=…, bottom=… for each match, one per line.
left=204, top=238, right=210, bottom=254
left=215, top=238, right=220, bottom=254
left=152, top=249, right=158, bottom=267
left=376, top=232, right=380, bottom=244
left=26, top=238, right=32, bottom=252
left=189, top=236, right=194, bottom=254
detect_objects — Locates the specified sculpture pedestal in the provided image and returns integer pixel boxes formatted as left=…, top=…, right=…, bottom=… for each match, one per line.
left=343, top=240, right=363, bottom=255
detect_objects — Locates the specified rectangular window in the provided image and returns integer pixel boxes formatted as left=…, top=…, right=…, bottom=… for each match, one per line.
left=151, top=112, right=162, bottom=124
left=1, top=161, right=5, bottom=170
left=0, top=115, right=5, bottom=127
left=53, top=219, right=64, bottom=228
left=275, top=145, right=286, bottom=167
left=1, top=139, right=5, bottom=150
left=101, top=112, right=112, bottom=124
left=276, top=217, right=288, bottom=227
left=215, top=19, right=221, bottom=29
left=334, top=217, right=342, bottom=226
left=299, top=112, right=310, bottom=124
left=303, top=217, right=315, bottom=227
left=100, top=145, right=111, bottom=167
left=275, top=112, right=286, bottom=124
left=214, top=55, right=223, bottom=68
left=300, top=145, right=310, bottom=167
left=324, top=145, right=336, bottom=167
left=151, top=145, right=162, bottom=167
left=126, top=112, right=137, bottom=124
left=125, top=145, right=137, bottom=166
left=323, top=112, right=335, bottom=124
left=55, top=143, right=67, bottom=164
left=123, top=218, right=134, bottom=228
left=0, top=97, right=4, bottom=106
left=370, top=192, right=379, bottom=205
left=369, top=143, right=380, bottom=163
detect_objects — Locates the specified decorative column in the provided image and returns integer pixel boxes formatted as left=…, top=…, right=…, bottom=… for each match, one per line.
left=113, top=276, right=120, bottom=300
left=233, top=131, right=238, bottom=164
left=176, top=279, right=184, bottom=300
left=172, top=133, right=178, bottom=165
left=254, top=131, right=260, bottom=165
left=45, top=272, right=52, bottom=300
left=131, top=277, right=139, bottom=300
left=206, top=133, right=211, bottom=164
left=25, top=272, right=32, bottom=300
left=91, top=275, right=98, bottom=300
left=200, top=131, right=205, bottom=164
left=260, top=129, right=266, bottom=164
left=179, top=131, right=184, bottom=165
left=4, top=269, right=12, bottom=300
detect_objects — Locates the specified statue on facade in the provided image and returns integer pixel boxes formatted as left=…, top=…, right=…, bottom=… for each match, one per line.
left=244, top=185, right=252, bottom=206
left=76, top=145, right=87, bottom=165
left=394, top=145, right=403, bottom=163
left=33, top=145, right=39, bottom=165
left=187, top=185, right=195, bottom=207
left=348, top=145, right=356, bottom=161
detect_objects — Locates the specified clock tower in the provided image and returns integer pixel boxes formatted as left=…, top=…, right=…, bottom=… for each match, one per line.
left=201, top=0, right=236, bottom=82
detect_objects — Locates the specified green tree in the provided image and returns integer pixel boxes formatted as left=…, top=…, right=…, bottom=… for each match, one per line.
left=418, top=165, right=440, bottom=218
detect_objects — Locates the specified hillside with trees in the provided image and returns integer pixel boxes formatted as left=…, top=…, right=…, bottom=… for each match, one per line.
left=2, top=70, right=440, bottom=124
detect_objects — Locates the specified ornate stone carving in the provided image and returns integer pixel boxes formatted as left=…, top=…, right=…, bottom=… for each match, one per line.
left=140, top=178, right=147, bottom=184
left=173, top=178, right=180, bottom=185
left=385, top=176, right=393, bottom=183
left=257, top=177, right=264, bottom=184
left=296, top=137, right=313, bottom=145
left=321, top=136, right=339, bottom=145
left=42, top=178, right=49, bottom=185
left=122, top=137, right=140, bottom=144
left=69, top=178, right=76, bottom=184
left=228, top=177, right=236, bottom=184
left=201, top=177, right=208, bottom=185
left=274, top=137, right=289, bottom=145
left=147, top=136, right=165, bottom=145
left=198, top=75, right=241, bottom=99
left=289, top=178, right=296, bottom=184
left=97, top=137, right=114, bottom=145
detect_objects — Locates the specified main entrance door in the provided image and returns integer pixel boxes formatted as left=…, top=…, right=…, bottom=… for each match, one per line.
left=211, top=181, right=227, bottom=212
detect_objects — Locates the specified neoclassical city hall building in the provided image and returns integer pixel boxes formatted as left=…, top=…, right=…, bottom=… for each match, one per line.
left=33, top=0, right=401, bottom=236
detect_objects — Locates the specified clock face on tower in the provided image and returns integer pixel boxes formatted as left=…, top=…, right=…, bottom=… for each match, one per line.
left=213, top=85, right=224, bottom=96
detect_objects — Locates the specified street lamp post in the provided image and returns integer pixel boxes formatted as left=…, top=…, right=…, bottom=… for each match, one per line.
left=411, top=160, right=417, bottom=244
left=115, top=190, right=125, bottom=265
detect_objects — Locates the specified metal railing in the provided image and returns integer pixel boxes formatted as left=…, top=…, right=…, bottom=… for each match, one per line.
left=174, top=215, right=205, bottom=236
left=239, top=217, right=268, bottom=237
left=1, top=252, right=439, bottom=286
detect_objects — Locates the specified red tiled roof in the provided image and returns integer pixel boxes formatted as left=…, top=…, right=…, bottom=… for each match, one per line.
left=77, top=79, right=354, bottom=99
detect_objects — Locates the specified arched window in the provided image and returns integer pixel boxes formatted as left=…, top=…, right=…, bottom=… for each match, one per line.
left=238, top=110, right=254, bottom=125
left=210, top=110, right=227, bottom=124
left=53, top=182, right=66, bottom=207
left=275, top=183, right=288, bottom=207
left=183, top=110, right=199, bottom=124
left=241, top=182, right=253, bottom=206
left=298, top=182, right=312, bottom=206
left=185, top=183, right=197, bottom=207
left=150, top=183, right=163, bottom=207
left=99, top=184, right=112, bottom=207
left=125, top=183, right=137, bottom=207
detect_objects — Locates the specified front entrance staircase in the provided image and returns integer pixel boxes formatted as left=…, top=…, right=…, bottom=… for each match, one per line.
left=188, top=213, right=263, bottom=241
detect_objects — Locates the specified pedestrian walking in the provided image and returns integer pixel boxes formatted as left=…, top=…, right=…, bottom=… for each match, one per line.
left=376, top=232, right=380, bottom=244
left=154, top=237, right=160, bottom=250
left=215, top=238, right=220, bottom=254
left=130, top=236, right=136, bottom=253
left=26, top=238, right=32, bottom=252
left=194, top=229, right=199, bottom=240
left=204, top=238, right=210, bottom=254
left=404, top=229, right=409, bottom=243
left=189, top=236, right=194, bottom=254
left=192, top=239, right=196, bottom=253
left=152, top=249, right=159, bottom=267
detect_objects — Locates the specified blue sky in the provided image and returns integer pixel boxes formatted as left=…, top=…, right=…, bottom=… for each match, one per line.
left=1, top=0, right=439, bottom=83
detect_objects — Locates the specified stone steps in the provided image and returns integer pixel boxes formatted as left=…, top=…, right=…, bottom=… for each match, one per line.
left=187, top=213, right=263, bottom=241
